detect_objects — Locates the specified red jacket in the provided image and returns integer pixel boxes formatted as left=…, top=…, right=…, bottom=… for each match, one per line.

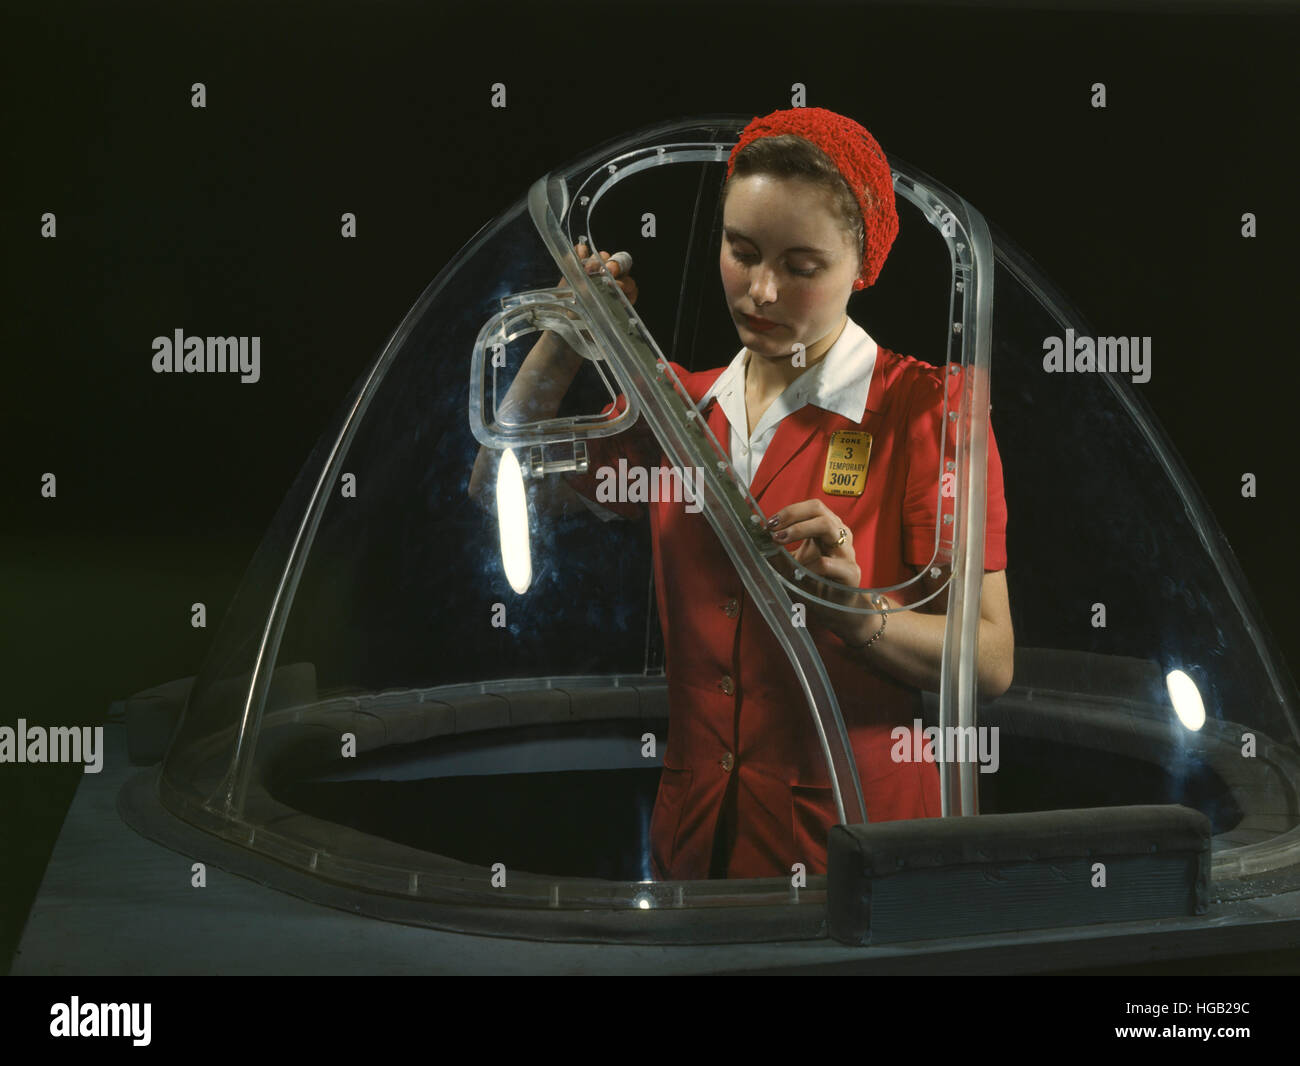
left=566, top=345, right=1008, bottom=879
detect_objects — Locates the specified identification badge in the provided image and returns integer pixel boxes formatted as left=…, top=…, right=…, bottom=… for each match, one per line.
left=822, top=430, right=871, bottom=497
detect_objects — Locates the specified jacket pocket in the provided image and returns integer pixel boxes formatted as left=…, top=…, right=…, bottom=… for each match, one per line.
left=857, top=753, right=940, bottom=823
left=650, top=766, right=693, bottom=880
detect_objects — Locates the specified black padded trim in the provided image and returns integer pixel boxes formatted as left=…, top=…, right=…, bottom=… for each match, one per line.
left=831, top=804, right=1209, bottom=875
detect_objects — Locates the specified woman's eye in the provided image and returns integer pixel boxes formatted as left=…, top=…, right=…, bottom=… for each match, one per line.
left=728, top=245, right=816, bottom=277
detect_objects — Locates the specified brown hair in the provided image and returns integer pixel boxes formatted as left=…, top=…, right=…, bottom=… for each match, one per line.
left=721, top=134, right=866, bottom=262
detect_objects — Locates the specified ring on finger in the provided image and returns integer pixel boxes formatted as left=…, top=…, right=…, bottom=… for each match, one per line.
left=835, top=527, right=848, bottom=547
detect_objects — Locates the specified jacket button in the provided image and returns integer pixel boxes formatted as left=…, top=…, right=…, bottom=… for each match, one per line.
left=718, top=675, right=735, bottom=696
left=720, top=751, right=735, bottom=772
left=722, top=598, right=739, bottom=617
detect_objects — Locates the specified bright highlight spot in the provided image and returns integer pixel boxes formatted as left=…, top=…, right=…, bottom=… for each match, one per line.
left=496, top=448, right=531, bottom=594
left=1166, top=669, right=1206, bottom=731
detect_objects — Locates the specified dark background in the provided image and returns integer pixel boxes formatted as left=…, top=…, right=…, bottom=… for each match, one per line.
left=2, top=0, right=1297, bottom=972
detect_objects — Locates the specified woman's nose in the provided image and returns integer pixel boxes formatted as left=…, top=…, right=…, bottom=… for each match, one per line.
left=749, top=266, right=778, bottom=306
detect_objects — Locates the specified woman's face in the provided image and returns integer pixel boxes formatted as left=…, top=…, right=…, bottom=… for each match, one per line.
left=720, top=173, right=860, bottom=363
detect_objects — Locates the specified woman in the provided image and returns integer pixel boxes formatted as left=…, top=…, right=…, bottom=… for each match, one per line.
left=474, top=107, right=1013, bottom=881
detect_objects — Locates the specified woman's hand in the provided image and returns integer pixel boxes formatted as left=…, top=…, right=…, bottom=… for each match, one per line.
left=765, top=503, right=1015, bottom=698
left=766, top=500, right=890, bottom=644
left=563, top=242, right=639, bottom=305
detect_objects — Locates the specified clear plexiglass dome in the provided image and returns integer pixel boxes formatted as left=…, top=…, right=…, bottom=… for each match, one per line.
left=125, top=116, right=1300, bottom=943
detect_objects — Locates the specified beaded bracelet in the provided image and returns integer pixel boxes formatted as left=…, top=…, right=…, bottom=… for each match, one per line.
left=848, top=595, right=888, bottom=651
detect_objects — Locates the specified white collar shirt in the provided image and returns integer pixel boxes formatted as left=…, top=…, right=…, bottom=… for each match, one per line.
left=698, top=316, right=879, bottom=487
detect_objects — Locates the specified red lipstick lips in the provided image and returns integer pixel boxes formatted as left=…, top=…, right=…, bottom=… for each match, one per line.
left=744, top=314, right=780, bottom=332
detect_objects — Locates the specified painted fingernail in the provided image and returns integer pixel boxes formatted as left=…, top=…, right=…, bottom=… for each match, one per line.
left=773, top=530, right=788, bottom=541
left=766, top=516, right=780, bottom=528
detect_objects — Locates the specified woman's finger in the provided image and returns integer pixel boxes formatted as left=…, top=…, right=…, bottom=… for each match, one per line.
left=566, top=243, right=637, bottom=302
left=769, top=500, right=837, bottom=538
left=589, top=250, right=637, bottom=304
left=586, top=249, right=631, bottom=276
left=791, top=542, right=858, bottom=584
left=774, top=514, right=850, bottom=553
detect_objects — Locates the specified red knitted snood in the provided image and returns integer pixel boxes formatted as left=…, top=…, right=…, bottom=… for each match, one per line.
left=726, top=107, right=899, bottom=290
